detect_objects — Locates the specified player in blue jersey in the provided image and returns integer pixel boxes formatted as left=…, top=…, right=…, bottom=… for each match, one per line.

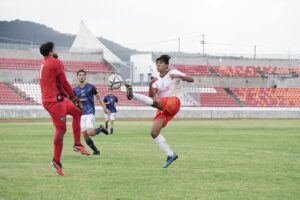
left=103, top=88, right=118, bottom=134
left=73, top=69, right=110, bottom=155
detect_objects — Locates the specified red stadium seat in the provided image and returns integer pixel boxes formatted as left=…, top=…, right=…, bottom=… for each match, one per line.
left=232, top=88, right=300, bottom=107
left=0, top=83, right=31, bottom=105
left=172, top=64, right=211, bottom=76
left=0, top=58, right=113, bottom=73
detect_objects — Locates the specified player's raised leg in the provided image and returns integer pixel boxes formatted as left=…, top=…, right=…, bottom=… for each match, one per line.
left=125, top=79, right=163, bottom=109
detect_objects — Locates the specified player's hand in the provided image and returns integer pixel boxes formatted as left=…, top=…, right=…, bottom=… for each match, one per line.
left=170, top=74, right=182, bottom=79
left=149, top=77, right=158, bottom=84
left=70, top=96, right=82, bottom=111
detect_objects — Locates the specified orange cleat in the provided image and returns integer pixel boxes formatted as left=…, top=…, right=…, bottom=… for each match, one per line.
left=73, top=145, right=91, bottom=155
left=50, top=160, right=64, bottom=176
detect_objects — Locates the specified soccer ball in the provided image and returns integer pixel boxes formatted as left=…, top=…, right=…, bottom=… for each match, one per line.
left=108, top=74, right=123, bottom=89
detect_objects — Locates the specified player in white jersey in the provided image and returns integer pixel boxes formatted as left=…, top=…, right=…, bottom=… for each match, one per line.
left=125, top=55, right=194, bottom=168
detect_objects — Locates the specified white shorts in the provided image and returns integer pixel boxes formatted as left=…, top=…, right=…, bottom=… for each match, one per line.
left=105, top=113, right=117, bottom=121
left=81, top=114, right=95, bottom=132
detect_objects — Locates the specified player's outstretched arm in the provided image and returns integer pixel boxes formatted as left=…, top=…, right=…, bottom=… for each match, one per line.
left=170, top=74, right=194, bottom=82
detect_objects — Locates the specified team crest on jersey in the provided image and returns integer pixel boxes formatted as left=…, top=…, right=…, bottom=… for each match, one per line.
left=60, top=116, right=66, bottom=122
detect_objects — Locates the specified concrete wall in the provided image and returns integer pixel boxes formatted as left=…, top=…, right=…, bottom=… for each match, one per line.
left=1, top=105, right=299, bottom=119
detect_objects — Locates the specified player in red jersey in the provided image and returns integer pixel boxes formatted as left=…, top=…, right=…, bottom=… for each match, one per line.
left=39, top=41, right=90, bottom=176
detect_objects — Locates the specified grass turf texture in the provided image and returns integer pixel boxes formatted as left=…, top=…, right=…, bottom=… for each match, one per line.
left=0, top=119, right=299, bottom=200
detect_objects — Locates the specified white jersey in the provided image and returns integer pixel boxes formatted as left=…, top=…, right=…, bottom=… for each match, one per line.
left=153, top=68, right=186, bottom=98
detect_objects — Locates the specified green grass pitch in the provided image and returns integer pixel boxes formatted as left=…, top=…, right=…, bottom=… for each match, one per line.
left=0, top=119, right=299, bottom=200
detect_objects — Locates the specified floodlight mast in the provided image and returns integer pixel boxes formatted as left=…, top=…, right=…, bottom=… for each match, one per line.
left=200, top=34, right=205, bottom=55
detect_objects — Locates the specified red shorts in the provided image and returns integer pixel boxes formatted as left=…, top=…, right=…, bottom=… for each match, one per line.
left=43, top=98, right=81, bottom=128
left=153, top=96, right=181, bottom=127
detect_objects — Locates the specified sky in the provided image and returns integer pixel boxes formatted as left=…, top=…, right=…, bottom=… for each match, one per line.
left=0, top=0, right=299, bottom=56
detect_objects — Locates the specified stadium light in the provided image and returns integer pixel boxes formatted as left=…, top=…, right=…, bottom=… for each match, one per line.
left=200, top=34, right=205, bottom=55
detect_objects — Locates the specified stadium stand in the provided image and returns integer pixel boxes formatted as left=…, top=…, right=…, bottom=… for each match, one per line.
left=1, top=53, right=299, bottom=107
left=207, top=65, right=299, bottom=77
left=0, top=83, right=30, bottom=105
left=294, top=67, right=300, bottom=74
left=0, top=57, right=112, bottom=73
left=14, top=83, right=41, bottom=104
left=212, top=66, right=258, bottom=77
left=5, top=83, right=300, bottom=107
left=197, top=87, right=239, bottom=107
left=258, top=66, right=290, bottom=75
left=172, top=64, right=211, bottom=76
left=289, top=67, right=300, bottom=75
left=232, top=88, right=300, bottom=107
left=10, top=83, right=205, bottom=107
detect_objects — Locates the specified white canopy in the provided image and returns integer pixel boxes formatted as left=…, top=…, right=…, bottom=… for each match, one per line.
left=70, top=21, right=121, bottom=62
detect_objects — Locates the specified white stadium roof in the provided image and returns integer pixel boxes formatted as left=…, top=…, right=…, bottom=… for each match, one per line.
left=70, top=21, right=121, bottom=62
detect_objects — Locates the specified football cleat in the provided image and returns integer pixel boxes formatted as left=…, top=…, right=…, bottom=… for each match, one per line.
left=50, top=160, right=64, bottom=176
left=163, top=153, right=178, bottom=168
left=124, top=79, right=133, bottom=100
left=110, top=128, right=113, bottom=134
left=93, top=150, right=100, bottom=155
left=73, top=145, right=91, bottom=155
left=99, top=125, right=109, bottom=135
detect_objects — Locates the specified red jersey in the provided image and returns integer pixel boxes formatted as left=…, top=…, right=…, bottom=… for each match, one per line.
left=40, top=56, right=74, bottom=103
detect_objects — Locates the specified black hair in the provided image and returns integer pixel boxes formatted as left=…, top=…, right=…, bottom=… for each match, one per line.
left=156, top=54, right=171, bottom=64
left=39, top=41, right=54, bottom=56
left=77, top=69, right=87, bottom=76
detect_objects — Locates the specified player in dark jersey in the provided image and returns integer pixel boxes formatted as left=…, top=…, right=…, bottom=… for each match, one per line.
left=73, top=69, right=110, bottom=155
left=39, top=42, right=90, bottom=176
left=103, top=88, right=118, bottom=134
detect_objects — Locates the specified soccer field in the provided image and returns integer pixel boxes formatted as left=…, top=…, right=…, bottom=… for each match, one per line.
left=0, top=119, right=299, bottom=200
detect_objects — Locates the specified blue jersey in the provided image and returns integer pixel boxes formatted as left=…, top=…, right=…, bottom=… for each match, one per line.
left=73, top=83, right=98, bottom=115
left=104, top=95, right=118, bottom=113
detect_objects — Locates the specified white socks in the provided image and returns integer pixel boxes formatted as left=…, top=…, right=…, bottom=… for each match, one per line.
left=133, top=93, right=153, bottom=106
left=154, top=135, right=174, bottom=157
left=132, top=94, right=173, bottom=157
